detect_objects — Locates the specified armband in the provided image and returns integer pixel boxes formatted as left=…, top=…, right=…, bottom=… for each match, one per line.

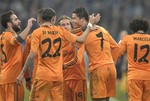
left=16, top=35, right=24, bottom=43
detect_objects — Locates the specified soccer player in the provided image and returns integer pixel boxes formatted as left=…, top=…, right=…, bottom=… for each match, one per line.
left=116, top=18, right=150, bottom=101
left=72, top=7, right=119, bottom=101
left=0, top=11, right=35, bottom=101
left=57, top=15, right=87, bottom=101
left=16, top=8, right=100, bottom=101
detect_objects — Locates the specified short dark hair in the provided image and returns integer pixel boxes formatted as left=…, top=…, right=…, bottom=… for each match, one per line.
left=38, top=8, right=56, bottom=22
left=0, top=11, right=14, bottom=28
left=73, top=7, right=89, bottom=22
left=129, top=18, right=149, bottom=33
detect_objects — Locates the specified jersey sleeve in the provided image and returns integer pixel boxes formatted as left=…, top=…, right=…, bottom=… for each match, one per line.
left=4, top=32, right=21, bottom=45
left=1, top=32, right=22, bottom=46
left=31, top=31, right=40, bottom=53
left=118, top=35, right=128, bottom=56
left=61, top=28, right=77, bottom=44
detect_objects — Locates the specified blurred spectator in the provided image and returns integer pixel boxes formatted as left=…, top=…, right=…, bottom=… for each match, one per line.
left=1, top=0, right=150, bottom=36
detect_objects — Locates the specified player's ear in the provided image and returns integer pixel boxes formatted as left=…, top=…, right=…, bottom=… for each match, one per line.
left=7, top=22, right=12, bottom=27
left=51, top=16, right=56, bottom=24
left=37, top=16, right=43, bottom=25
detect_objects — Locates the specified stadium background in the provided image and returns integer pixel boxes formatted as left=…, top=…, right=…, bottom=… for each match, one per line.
left=0, top=0, right=150, bottom=101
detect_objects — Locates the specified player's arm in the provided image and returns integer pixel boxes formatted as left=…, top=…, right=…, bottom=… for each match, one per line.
left=76, top=13, right=100, bottom=43
left=63, top=13, right=100, bottom=44
left=112, top=36, right=127, bottom=63
left=16, top=31, right=39, bottom=85
left=118, top=37, right=127, bottom=56
left=10, top=18, right=36, bottom=45
left=16, top=51, right=36, bottom=85
left=108, top=33, right=119, bottom=63
left=23, top=37, right=32, bottom=91
left=23, top=37, right=32, bottom=79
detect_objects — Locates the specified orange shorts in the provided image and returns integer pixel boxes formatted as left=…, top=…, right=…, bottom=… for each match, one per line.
left=0, top=82, right=24, bottom=101
left=63, top=79, right=87, bottom=101
left=90, top=64, right=116, bottom=98
left=128, top=79, right=150, bottom=101
left=30, top=79, right=63, bottom=101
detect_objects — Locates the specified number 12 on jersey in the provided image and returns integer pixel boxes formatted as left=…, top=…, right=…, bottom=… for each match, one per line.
left=134, top=43, right=149, bottom=63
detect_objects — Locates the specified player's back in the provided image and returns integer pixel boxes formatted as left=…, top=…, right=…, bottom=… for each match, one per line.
left=119, top=33, right=150, bottom=80
left=31, top=25, right=76, bottom=82
left=84, top=26, right=118, bottom=71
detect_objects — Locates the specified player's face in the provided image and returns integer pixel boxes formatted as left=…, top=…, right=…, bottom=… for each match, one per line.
left=10, top=14, right=21, bottom=32
left=59, top=19, right=72, bottom=31
left=72, top=13, right=82, bottom=28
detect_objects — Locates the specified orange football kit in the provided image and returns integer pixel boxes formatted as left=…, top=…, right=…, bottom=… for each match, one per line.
left=84, top=26, right=119, bottom=98
left=0, top=32, right=24, bottom=101
left=62, top=28, right=87, bottom=101
left=118, top=34, right=150, bottom=101
left=29, top=26, right=77, bottom=101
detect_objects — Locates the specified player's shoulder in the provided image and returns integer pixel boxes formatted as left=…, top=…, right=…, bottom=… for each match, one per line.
left=3, top=31, right=12, bottom=36
left=96, top=25, right=109, bottom=34
left=56, top=26, right=65, bottom=31
left=1, top=31, right=15, bottom=39
left=32, top=26, right=47, bottom=36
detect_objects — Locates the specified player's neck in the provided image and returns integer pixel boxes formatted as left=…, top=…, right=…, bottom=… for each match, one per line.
left=136, top=30, right=144, bottom=34
left=40, top=22, right=53, bottom=27
left=5, top=28, right=16, bottom=34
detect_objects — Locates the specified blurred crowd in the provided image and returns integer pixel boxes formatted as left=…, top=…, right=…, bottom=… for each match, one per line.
left=1, top=0, right=150, bottom=38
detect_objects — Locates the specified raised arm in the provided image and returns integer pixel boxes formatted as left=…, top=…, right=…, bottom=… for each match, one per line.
left=17, top=18, right=36, bottom=43
left=76, top=13, right=101, bottom=43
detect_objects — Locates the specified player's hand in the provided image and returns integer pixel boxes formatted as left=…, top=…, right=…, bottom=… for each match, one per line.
left=91, top=25, right=98, bottom=30
left=26, top=80, right=32, bottom=91
left=16, top=72, right=24, bottom=85
left=89, top=13, right=101, bottom=25
left=27, top=18, right=36, bottom=28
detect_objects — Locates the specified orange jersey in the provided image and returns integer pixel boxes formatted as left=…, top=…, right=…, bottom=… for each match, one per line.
left=62, top=28, right=86, bottom=80
left=118, top=33, right=150, bottom=80
left=84, top=26, right=119, bottom=72
left=0, top=32, right=23, bottom=84
left=31, top=26, right=77, bottom=82
left=23, top=35, right=38, bottom=81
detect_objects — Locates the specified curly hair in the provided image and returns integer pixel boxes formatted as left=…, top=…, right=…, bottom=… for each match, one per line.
left=129, top=18, right=149, bottom=33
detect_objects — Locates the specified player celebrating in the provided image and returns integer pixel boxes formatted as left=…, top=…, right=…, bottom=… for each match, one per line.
left=72, top=7, right=119, bottom=101
left=16, top=8, right=100, bottom=101
left=0, top=11, right=35, bottom=101
left=57, top=15, right=87, bottom=101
